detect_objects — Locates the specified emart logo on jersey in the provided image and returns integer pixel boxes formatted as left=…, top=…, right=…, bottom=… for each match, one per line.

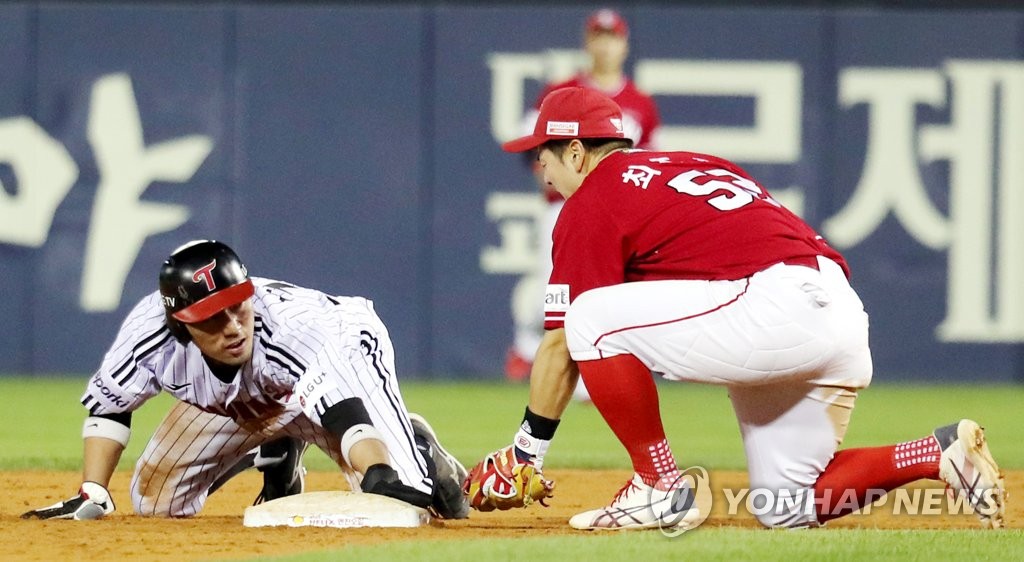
left=543, top=284, right=570, bottom=311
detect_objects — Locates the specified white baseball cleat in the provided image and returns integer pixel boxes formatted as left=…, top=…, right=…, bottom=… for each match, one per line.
left=569, top=473, right=702, bottom=531
left=933, top=419, right=1006, bottom=529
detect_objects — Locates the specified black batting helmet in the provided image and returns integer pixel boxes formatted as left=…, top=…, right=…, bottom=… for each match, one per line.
left=158, top=240, right=254, bottom=327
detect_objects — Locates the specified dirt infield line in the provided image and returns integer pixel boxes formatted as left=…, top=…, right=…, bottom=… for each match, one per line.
left=3, top=469, right=1017, bottom=562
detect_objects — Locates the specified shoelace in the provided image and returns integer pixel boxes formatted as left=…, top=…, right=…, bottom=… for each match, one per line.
left=612, top=479, right=642, bottom=504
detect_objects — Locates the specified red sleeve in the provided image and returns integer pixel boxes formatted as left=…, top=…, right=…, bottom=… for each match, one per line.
left=543, top=197, right=626, bottom=329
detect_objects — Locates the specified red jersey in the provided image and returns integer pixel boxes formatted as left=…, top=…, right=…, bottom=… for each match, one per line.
left=536, top=74, right=660, bottom=150
left=544, top=150, right=848, bottom=329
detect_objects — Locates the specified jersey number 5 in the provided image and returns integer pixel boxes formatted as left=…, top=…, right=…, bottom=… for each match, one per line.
left=667, top=168, right=780, bottom=211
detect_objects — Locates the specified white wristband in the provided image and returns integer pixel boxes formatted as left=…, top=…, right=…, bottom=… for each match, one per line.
left=82, top=416, right=131, bottom=447
left=340, top=423, right=384, bottom=468
left=514, top=428, right=551, bottom=471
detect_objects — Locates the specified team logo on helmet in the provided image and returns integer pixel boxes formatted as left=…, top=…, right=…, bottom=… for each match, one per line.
left=192, top=259, right=218, bottom=291
left=159, top=240, right=254, bottom=328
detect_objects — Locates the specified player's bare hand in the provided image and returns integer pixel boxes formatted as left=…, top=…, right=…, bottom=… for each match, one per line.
left=462, top=445, right=554, bottom=511
left=21, top=482, right=115, bottom=520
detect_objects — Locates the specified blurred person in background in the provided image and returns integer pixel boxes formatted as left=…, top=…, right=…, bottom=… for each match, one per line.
left=505, top=8, right=662, bottom=405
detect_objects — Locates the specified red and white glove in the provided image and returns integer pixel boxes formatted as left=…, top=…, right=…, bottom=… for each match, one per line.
left=462, top=445, right=554, bottom=511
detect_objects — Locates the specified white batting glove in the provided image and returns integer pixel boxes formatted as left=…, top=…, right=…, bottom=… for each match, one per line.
left=21, top=481, right=116, bottom=520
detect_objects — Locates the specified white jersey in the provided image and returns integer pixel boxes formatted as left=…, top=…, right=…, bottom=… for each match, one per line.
left=84, top=277, right=368, bottom=423
left=80, top=277, right=431, bottom=516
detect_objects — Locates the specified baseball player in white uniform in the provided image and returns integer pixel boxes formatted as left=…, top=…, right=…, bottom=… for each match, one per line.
left=22, top=240, right=469, bottom=520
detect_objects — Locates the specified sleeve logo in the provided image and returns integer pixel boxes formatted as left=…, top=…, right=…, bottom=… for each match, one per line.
left=544, top=284, right=571, bottom=312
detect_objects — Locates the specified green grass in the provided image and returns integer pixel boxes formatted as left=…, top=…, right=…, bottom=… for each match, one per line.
left=401, top=380, right=1024, bottom=471
left=3, top=377, right=1020, bottom=562
left=257, top=529, right=1023, bottom=562
left=1, top=377, right=1021, bottom=471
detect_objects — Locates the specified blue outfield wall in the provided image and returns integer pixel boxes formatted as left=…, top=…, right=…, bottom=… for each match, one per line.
left=1, top=3, right=1022, bottom=381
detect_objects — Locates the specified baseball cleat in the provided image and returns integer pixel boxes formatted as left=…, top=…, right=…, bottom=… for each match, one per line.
left=933, top=419, right=1006, bottom=529
left=409, top=412, right=471, bottom=519
left=208, top=450, right=257, bottom=496
left=254, top=436, right=308, bottom=505
left=569, top=473, right=701, bottom=531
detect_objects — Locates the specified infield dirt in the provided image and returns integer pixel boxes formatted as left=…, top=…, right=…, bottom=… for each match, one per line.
left=4, top=469, right=1019, bottom=561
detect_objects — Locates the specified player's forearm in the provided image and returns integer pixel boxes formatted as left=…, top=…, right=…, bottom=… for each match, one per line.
left=527, top=328, right=579, bottom=420
left=82, top=437, right=125, bottom=487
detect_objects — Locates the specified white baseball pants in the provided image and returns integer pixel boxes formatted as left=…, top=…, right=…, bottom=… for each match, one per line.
left=564, top=256, right=873, bottom=527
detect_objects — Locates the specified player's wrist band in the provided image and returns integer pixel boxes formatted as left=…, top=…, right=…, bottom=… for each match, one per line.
left=521, top=407, right=560, bottom=440
left=82, top=416, right=131, bottom=447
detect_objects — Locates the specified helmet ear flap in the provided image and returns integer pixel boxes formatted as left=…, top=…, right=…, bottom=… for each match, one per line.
left=165, top=312, right=192, bottom=344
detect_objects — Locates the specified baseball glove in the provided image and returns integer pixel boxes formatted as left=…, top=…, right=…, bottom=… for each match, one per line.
left=462, top=445, right=554, bottom=511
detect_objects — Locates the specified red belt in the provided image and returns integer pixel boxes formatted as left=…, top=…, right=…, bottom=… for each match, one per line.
left=781, top=255, right=821, bottom=271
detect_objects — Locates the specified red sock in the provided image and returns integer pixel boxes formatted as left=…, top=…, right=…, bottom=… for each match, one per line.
left=577, top=354, right=680, bottom=488
left=813, top=436, right=941, bottom=522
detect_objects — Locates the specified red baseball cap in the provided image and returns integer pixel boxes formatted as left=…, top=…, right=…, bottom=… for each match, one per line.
left=585, top=9, right=629, bottom=38
left=502, top=87, right=626, bottom=153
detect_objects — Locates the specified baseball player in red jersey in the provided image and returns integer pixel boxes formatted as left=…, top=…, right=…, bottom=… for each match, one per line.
left=22, top=240, right=469, bottom=521
left=507, top=9, right=661, bottom=402
left=528, top=9, right=660, bottom=152
left=468, top=87, right=1006, bottom=530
